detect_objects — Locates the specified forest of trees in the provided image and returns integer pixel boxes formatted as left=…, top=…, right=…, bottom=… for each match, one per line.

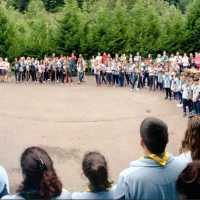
left=0, top=0, right=199, bottom=61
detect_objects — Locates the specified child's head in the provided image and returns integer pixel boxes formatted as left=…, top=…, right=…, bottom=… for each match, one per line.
left=18, top=147, right=62, bottom=199
left=185, top=78, right=190, bottom=86
left=193, top=77, right=199, bottom=85
left=176, top=161, right=200, bottom=199
left=82, top=152, right=113, bottom=189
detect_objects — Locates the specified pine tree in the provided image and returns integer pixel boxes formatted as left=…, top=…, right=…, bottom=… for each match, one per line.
left=0, top=7, right=15, bottom=59
left=184, top=0, right=200, bottom=52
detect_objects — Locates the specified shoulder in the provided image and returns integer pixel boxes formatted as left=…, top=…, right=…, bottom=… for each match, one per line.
left=1, top=194, right=23, bottom=199
left=54, top=189, right=71, bottom=199
left=178, top=151, right=193, bottom=163
left=72, top=186, right=115, bottom=200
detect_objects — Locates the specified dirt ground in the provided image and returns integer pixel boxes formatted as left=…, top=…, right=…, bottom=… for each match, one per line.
left=0, top=76, right=188, bottom=195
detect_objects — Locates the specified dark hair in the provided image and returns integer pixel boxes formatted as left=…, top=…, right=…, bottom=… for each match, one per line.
left=176, top=161, right=200, bottom=199
left=140, top=117, right=168, bottom=154
left=17, top=147, right=62, bottom=199
left=193, top=77, right=199, bottom=82
left=180, top=116, right=200, bottom=160
left=82, top=152, right=113, bottom=189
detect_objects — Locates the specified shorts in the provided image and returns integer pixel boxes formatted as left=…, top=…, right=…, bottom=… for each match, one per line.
left=0, top=69, right=4, bottom=75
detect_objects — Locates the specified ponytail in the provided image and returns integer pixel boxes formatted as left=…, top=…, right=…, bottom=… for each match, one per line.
left=39, top=170, right=62, bottom=199
left=82, top=152, right=114, bottom=190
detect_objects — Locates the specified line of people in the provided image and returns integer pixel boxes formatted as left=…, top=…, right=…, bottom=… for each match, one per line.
left=1, top=116, right=200, bottom=199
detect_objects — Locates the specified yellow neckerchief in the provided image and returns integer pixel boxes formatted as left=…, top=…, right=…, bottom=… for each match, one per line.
left=85, top=184, right=110, bottom=192
left=141, top=151, right=169, bottom=166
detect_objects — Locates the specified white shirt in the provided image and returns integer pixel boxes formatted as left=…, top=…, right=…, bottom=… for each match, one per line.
left=96, top=56, right=102, bottom=62
left=72, top=185, right=116, bottom=199
left=182, top=56, right=189, bottom=66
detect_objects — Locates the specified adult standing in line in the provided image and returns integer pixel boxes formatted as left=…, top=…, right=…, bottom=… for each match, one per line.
left=134, top=52, right=141, bottom=63
left=102, top=52, right=108, bottom=64
left=182, top=53, right=190, bottom=70
left=0, top=57, right=5, bottom=82
left=70, top=52, right=77, bottom=73
left=4, top=58, right=11, bottom=83
left=115, top=117, right=187, bottom=200
left=174, top=52, right=182, bottom=71
left=96, top=52, right=102, bottom=63
left=77, top=57, right=85, bottom=84
left=12, top=58, right=20, bottom=83
left=161, top=51, right=169, bottom=64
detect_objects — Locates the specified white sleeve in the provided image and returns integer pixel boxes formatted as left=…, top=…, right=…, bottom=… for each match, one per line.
left=0, top=166, right=9, bottom=197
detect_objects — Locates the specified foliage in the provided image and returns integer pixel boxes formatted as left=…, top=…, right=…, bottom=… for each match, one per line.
left=0, top=0, right=198, bottom=61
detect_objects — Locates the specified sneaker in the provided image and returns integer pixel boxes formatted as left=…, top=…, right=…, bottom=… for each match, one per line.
left=78, top=82, right=81, bottom=84
left=164, top=97, right=168, bottom=100
left=136, top=88, right=139, bottom=92
left=176, top=103, right=181, bottom=107
left=188, top=112, right=194, bottom=118
left=57, top=80, right=59, bottom=83
left=182, top=112, right=186, bottom=117
left=43, top=81, right=45, bottom=84
left=130, top=89, right=133, bottom=92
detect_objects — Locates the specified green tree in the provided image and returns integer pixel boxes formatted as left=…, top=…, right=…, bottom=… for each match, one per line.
left=0, top=7, right=15, bottom=59
left=184, top=0, right=200, bottom=52
left=42, top=0, right=64, bottom=12
left=55, top=0, right=85, bottom=55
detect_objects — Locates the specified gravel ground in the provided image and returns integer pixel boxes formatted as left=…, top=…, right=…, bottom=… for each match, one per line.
left=0, top=76, right=188, bottom=195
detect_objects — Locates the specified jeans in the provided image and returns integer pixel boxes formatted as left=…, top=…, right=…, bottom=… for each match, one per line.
left=100, top=71, right=106, bottom=84
left=157, top=82, right=163, bottom=90
left=178, top=92, right=182, bottom=104
left=149, top=75, right=155, bottom=90
left=79, top=72, right=83, bottom=82
left=131, top=74, right=138, bottom=89
left=113, top=74, right=118, bottom=85
left=143, top=72, right=149, bottom=86
left=95, top=74, right=100, bottom=85
left=137, top=75, right=143, bottom=88
left=165, top=88, right=171, bottom=98
left=15, top=70, right=18, bottom=81
left=183, top=99, right=192, bottom=113
left=118, top=74, right=124, bottom=87
left=125, top=74, right=131, bottom=85
left=193, top=101, right=200, bottom=115
left=107, top=73, right=113, bottom=85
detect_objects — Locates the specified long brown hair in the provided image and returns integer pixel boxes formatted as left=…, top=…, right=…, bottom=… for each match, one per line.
left=17, top=147, right=62, bottom=199
left=82, top=151, right=113, bottom=189
left=176, top=161, right=200, bottom=199
left=180, top=116, right=200, bottom=160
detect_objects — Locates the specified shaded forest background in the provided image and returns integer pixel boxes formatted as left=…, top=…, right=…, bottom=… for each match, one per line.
left=0, top=0, right=199, bottom=60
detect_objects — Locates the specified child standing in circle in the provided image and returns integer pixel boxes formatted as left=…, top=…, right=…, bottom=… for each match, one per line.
left=72, top=151, right=115, bottom=199
left=182, top=77, right=193, bottom=117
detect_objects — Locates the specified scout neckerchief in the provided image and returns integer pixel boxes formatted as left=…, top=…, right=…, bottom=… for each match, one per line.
left=141, top=151, right=169, bottom=166
left=193, top=85, right=199, bottom=96
left=185, top=85, right=191, bottom=100
left=85, top=184, right=110, bottom=192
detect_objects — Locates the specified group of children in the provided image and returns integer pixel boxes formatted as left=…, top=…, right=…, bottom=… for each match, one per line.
left=92, top=55, right=200, bottom=118
left=1, top=52, right=200, bottom=117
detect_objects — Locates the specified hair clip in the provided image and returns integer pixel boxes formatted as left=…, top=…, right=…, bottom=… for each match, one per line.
left=37, top=158, right=47, bottom=172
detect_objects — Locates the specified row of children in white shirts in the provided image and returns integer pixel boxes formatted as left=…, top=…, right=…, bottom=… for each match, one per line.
left=158, top=70, right=200, bottom=117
